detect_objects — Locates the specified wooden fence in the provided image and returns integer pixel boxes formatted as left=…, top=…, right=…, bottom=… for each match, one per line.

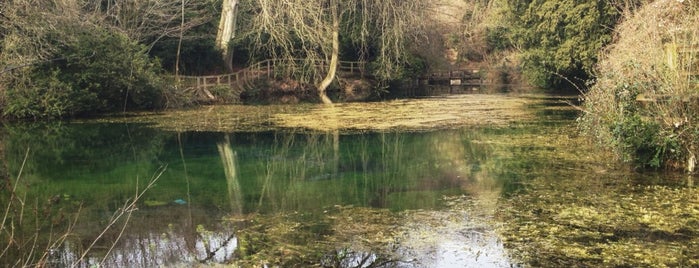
left=175, top=59, right=366, bottom=92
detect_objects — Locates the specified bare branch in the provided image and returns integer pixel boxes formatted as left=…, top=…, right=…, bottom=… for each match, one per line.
left=238, top=0, right=431, bottom=100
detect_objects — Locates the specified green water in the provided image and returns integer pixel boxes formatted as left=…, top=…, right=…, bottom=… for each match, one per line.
left=2, top=95, right=697, bottom=267
left=3, top=121, right=523, bottom=266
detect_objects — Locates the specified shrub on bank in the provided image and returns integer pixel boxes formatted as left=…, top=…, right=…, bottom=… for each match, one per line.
left=486, top=0, right=621, bottom=90
left=581, top=0, right=698, bottom=170
left=1, top=27, right=165, bottom=119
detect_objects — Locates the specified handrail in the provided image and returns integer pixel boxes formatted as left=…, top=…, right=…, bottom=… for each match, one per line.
left=175, top=59, right=366, bottom=91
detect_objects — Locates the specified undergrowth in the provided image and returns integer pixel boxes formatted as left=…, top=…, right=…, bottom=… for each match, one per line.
left=581, top=0, right=699, bottom=171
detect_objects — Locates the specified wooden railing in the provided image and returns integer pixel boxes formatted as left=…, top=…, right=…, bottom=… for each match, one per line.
left=175, top=59, right=366, bottom=92
left=422, top=69, right=483, bottom=86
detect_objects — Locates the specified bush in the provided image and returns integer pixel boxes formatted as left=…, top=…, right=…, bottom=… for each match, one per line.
left=497, top=1, right=621, bottom=90
left=3, top=69, right=90, bottom=119
left=611, top=115, right=681, bottom=168
left=368, top=53, right=427, bottom=81
left=2, top=27, right=164, bottom=119
left=209, top=85, right=242, bottom=104
left=485, top=26, right=511, bottom=52
left=581, top=0, right=699, bottom=171
left=397, top=54, right=428, bottom=80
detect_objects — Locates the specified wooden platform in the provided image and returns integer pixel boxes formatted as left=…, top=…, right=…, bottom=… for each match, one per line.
left=420, top=69, right=483, bottom=86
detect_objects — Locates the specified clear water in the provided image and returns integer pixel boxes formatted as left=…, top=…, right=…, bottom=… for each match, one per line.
left=4, top=94, right=694, bottom=267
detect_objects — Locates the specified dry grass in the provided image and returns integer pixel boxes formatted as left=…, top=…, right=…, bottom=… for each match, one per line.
left=581, top=0, right=699, bottom=170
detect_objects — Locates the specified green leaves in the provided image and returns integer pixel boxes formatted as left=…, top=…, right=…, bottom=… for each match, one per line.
left=2, top=27, right=164, bottom=119
left=499, top=0, right=620, bottom=89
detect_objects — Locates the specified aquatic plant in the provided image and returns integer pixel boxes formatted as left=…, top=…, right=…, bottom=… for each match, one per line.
left=498, top=174, right=699, bottom=267
left=95, top=94, right=538, bottom=133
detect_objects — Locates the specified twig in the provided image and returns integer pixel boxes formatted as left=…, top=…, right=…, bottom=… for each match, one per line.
left=22, top=200, right=39, bottom=267
left=38, top=205, right=83, bottom=265
left=100, top=204, right=134, bottom=265
left=0, top=147, right=30, bottom=259
left=73, top=165, right=166, bottom=266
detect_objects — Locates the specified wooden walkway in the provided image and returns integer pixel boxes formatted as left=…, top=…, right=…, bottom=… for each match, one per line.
left=421, top=69, right=483, bottom=86
left=175, top=59, right=366, bottom=101
left=173, top=61, right=489, bottom=102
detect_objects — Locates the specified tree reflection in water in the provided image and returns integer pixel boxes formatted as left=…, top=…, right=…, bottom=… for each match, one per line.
left=2, top=122, right=520, bottom=267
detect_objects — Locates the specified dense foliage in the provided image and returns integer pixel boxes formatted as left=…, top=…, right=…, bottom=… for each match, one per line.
left=0, top=0, right=218, bottom=119
left=491, top=0, right=622, bottom=89
left=581, top=0, right=699, bottom=170
left=3, top=28, right=164, bottom=119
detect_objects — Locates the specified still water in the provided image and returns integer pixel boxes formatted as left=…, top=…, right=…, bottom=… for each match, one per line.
left=2, top=94, right=697, bottom=267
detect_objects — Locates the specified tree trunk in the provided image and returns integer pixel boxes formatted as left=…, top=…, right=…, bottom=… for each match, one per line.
left=317, top=3, right=340, bottom=105
left=216, top=0, right=239, bottom=72
left=175, top=0, right=185, bottom=78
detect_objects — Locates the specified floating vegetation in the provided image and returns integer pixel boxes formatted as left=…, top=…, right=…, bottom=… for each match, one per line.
left=228, top=195, right=511, bottom=267
left=273, top=95, right=535, bottom=132
left=498, top=176, right=699, bottom=267
left=92, top=94, right=539, bottom=133
left=51, top=94, right=699, bottom=267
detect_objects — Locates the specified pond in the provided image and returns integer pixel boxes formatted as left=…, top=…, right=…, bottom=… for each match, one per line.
left=2, top=92, right=698, bottom=267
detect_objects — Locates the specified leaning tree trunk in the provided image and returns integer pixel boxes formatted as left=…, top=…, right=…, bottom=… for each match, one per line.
left=316, top=3, right=340, bottom=105
left=216, top=0, right=239, bottom=72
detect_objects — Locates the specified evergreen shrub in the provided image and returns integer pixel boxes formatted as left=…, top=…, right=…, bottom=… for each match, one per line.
left=2, top=27, right=164, bottom=119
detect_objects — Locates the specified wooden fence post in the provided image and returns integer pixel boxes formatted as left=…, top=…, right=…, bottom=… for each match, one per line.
left=266, top=60, right=271, bottom=78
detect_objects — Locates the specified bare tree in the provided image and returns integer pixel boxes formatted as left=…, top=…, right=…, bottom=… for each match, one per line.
left=240, top=0, right=429, bottom=104
left=84, top=0, right=214, bottom=50
left=0, top=0, right=212, bottom=72
left=0, top=0, right=81, bottom=67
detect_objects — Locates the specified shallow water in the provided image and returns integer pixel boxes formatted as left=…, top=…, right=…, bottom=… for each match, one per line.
left=2, top=93, right=697, bottom=267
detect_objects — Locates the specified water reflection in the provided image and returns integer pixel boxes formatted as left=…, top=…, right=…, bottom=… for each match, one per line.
left=1, top=116, right=530, bottom=267
left=46, top=207, right=237, bottom=267
left=218, top=134, right=243, bottom=214
left=5, top=96, right=691, bottom=266
left=5, top=121, right=520, bottom=267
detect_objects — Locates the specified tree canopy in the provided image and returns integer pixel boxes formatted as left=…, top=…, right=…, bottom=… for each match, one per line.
left=495, top=0, right=621, bottom=89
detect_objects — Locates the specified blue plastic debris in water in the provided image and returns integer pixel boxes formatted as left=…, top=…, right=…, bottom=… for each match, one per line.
left=173, top=199, right=187, bottom=205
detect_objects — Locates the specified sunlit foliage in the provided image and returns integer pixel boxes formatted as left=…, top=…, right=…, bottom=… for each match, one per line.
left=581, top=0, right=699, bottom=170
left=492, top=0, right=622, bottom=89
